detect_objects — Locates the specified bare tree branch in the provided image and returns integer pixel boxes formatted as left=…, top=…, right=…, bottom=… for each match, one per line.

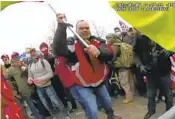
left=91, top=21, right=106, bottom=38
left=46, top=21, right=57, bottom=46
left=92, top=21, right=100, bottom=37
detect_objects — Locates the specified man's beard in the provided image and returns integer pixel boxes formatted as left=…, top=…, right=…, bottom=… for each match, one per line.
left=82, top=35, right=91, bottom=44
left=81, top=33, right=91, bottom=40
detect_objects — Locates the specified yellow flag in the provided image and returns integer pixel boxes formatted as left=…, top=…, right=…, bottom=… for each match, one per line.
left=109, top=1, right=175, bottom=52
left=0, top=1, right=43, bottom=11
left=0, top=1, right=20, bottom=11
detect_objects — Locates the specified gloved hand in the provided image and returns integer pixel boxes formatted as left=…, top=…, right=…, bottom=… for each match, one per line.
left=139, top=65, right=147, bottom=74
left=56, top=13, right=73, bottom=28
left=107, top=62, right=116, bottom=70
left=64, top=23, right=73, bottom=28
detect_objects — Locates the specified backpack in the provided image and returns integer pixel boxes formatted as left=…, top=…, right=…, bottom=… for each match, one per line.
left=29, top=58, right=45, bottom=69
left=28, top=58, right=50, bottom=86
left=109, top=70, right=125, bottom=96
left=112, top=43, right=134, bottom=68
left=40, top=59, right=45, bottom=69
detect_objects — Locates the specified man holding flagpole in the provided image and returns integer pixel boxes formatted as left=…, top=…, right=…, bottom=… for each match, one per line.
left=53, top=14, right=122, bottom=119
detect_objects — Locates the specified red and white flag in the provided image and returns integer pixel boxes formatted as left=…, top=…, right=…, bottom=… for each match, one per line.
left=170, top=54, right=175, bottom=89
left=119, top=20, right=128, bottom=32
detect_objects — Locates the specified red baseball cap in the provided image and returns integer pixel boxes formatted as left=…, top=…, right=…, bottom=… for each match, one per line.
left=1, top=54, right=9, bottom=60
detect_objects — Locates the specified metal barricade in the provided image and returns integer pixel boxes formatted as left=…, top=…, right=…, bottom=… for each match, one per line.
left=158, top=105, right=175, bottom=119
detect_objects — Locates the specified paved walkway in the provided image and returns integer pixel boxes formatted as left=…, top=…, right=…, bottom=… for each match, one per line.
left=70, top=96, right=175, bottom=119
left=28, top=96, right=174, bottom=119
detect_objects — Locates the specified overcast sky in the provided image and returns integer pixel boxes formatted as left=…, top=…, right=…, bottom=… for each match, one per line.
left=0, top=0, right=130, bottom=64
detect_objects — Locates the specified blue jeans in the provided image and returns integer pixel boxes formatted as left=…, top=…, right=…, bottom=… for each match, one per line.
left=37, top=85, right=64, bottom=116
left=26, top=97, right=44, bottom=119
left=97, top=97, right=103, bottom=110
left=69, top=84, right=114, bottom=119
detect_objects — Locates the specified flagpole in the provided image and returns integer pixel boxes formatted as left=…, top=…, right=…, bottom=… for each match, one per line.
left=47, top=4, right=89, bottom=48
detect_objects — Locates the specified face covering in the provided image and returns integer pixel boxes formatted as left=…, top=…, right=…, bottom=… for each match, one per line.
left=31, top=56, right=39, bottom=63
left=41, top=47, right=49, bottom=56
left=31, top=51, right=40, bottom=62
left=4, top=64, right=11, bottom=68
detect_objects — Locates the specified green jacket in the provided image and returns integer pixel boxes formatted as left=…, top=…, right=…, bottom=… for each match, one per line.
left=1, top=65, right=10, bottom=79
left=8, top=66, right=34, bottom=98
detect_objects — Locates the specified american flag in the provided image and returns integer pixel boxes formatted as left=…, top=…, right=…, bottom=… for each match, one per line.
left=119, top=20, right=129, bottom=32
left=170, top=54, right=175, bottom=89
left=20, top=52, right=27, bottom=60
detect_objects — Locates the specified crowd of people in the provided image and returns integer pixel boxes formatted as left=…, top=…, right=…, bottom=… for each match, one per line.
left=1, top=14, right=175, bottom=119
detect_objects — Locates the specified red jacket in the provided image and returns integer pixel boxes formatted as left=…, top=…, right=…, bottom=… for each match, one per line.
left=1, top=71, right=26, bottom=119
left=72, top=40, right=110, bottom=87
left=55, top=56, right=76, bottom=88
left=53, top=24, right=113, bottom=88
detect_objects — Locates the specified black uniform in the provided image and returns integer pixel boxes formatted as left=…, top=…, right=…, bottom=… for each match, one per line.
left=134, top=34, right=173, bottom=119
left=133, top=35, right=153, bottom=96
left=146, top=44, right=173, bottom=113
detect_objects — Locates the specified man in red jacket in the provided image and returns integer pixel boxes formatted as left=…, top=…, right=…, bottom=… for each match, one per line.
left=39, top=42, right=78, bottom=113
left=52, top=14, right=121, bottom=119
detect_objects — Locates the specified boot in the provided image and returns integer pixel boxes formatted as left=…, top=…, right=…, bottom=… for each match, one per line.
left=144, top=111, right=155, bottom=119
left=107, top=109, right=122, bottom=119
left=123, top=97, right=134, bottom=104
left=107, top=114, right=122, bottom=119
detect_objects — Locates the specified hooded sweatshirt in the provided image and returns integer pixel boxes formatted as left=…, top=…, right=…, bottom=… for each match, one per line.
left=28, top=58, right=53, bottom=87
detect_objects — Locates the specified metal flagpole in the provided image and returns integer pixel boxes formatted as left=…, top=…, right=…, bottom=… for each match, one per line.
left=47, top=3, right=89, bottom=48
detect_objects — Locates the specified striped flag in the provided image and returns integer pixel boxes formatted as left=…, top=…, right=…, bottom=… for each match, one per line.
left=119, top=20, right=128, bottom=32
left=20, top=52, right=27, bottom=61
left=170, top=54, right=175, bottom=89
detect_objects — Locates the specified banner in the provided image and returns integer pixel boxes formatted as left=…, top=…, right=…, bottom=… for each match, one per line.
left=1, top=1, right=43, bottom=11
left=109, top=1, right=175, bottom=52
left=1, top=1, right=20, bottom=10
